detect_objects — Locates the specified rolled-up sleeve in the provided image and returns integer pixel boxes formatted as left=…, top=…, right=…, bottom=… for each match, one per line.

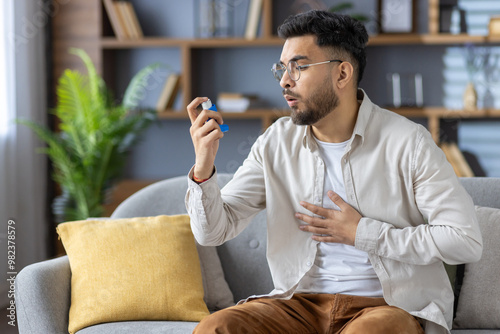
left=185, top=136, right=267, bottom=246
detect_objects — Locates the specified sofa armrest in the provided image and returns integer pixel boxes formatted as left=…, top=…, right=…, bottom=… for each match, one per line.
left=15, top=256, right=71, bottom=334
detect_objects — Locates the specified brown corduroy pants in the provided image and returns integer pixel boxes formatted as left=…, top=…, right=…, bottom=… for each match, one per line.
left=193, top=294, right=424, bottom=334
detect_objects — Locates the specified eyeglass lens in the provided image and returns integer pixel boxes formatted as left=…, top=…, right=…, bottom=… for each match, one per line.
left=272, top=64, right=285, bottom=81
left=272, top=61, right=299, bottom=82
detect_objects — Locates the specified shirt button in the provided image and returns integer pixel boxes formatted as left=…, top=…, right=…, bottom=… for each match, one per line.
left=306, top=261, right=312, bottom=266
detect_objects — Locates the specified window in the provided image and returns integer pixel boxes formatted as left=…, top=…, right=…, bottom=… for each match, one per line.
left=0, top=0, right=15, bottom=137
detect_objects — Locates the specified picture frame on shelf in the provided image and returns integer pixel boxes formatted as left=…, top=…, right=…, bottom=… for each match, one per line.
left=378, top=0, right=416, bottom=34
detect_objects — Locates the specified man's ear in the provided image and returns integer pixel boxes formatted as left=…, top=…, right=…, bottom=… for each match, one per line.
left=335, top=62, right=354, bottom=89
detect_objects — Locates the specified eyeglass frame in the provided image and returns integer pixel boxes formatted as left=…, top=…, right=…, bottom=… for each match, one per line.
left=271, top=59, right=343, bottom=82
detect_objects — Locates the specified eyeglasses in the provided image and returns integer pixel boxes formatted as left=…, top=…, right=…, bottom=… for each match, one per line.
left=271, top=59, right=343, bottom=82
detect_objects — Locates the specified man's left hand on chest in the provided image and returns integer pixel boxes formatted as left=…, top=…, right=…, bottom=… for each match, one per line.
left=296, top=191, right=362, bottom=246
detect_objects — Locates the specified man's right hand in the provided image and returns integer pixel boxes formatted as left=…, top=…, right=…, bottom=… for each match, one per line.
left=187, top=97, right=225, bottom=180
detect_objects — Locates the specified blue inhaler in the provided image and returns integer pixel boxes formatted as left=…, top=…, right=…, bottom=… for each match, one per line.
left=202, top=99, right=229, bottom=132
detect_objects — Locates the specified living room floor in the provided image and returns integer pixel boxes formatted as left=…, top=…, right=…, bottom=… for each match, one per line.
left=1, top=306, right=19, bottom=334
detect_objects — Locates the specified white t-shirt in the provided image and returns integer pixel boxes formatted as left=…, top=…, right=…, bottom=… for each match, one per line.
left=296, top=137, right=383, bottom=297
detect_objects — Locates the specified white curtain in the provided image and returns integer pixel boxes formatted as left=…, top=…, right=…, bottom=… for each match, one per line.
left=0, top=0, right=48, bottom=306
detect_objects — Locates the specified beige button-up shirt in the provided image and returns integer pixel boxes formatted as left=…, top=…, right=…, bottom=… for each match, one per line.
left=185, top=90, right=482, bottom=333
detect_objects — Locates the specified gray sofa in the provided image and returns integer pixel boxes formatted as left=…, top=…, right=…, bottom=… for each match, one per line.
left=15, top=174, right=500, bottom=334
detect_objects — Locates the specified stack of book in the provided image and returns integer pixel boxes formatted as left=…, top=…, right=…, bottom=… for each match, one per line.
left=245, top=0, right=264, bottom=39
left=217, top=93, right=262, bottom=112
left=103, top=0, right=143, bottom=40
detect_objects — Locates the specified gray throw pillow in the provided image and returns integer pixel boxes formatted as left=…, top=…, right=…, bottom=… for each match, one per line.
left=196, top=243, right=235, bottom=312
left=453, top=206, right=500, bottom=328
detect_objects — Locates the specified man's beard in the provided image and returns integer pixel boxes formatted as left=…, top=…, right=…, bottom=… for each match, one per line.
left=284, top=79, right=339, bottom=126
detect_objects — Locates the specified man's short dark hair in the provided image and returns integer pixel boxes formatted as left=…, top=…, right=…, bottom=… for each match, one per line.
left=278, top=10, right=368, bottom=86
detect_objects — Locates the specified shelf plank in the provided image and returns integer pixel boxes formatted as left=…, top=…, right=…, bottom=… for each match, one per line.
left=101, top=37, right=284, bottom=49
left=101, top=37, right=187, bottom=48
left=157, top=109, right=290, bottom=120
left=368, top=34, right=423, bottom=45
left=157, top=108, right=500, bottom=120
left=156, top=107, right=500, bottom=129
left=420, top=34, right=486, bottom=44
left=188, top=37, right=284, bottom=48
left=102, top=33, right=500, bottom=49
left=368, top=34, right=488, bottom=45
left=487, top=35, right=500, bottom=43
left=393, top=107, right=500, bottom=118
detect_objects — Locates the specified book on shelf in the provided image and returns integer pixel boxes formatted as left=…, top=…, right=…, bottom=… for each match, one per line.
left=102, top=0, right=127, bottom=40
left=103, top=0, right=143, bottom=39
left=217, top=92, right=263, bottom=112
left=116, top=2, right=136, bottom=39
left=245, top=0, right=263, bottom=40
left=440, top=142, right=474, bottom=177
left=157, top=73, right=181, bottom=112
left=127, top=2, right=144, bottom=38
left=115, top=2, right=132, bottom=38
left=123, top=1, right=143, bottom=38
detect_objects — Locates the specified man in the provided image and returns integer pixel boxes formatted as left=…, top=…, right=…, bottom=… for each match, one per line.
left=185, top=10, right=482, bottom=334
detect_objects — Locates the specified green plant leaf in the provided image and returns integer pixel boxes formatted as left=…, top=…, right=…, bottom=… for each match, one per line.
left=69, top=48, right=106, bottom=111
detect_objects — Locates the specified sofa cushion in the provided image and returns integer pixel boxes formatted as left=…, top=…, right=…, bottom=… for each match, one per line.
left=57, top=215, right=209, bottom=334
left=76, top=321, right=198, bottom=334
left=453, top=206, right=500, bottom=329
left=197, top=244, right=235, bottom=311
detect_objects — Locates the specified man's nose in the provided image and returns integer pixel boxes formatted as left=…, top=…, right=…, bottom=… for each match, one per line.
left=280, top=69, right=295, bottom=89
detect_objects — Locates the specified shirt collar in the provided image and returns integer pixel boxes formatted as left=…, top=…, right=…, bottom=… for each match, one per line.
left=302, top=88, right=373, bottom=151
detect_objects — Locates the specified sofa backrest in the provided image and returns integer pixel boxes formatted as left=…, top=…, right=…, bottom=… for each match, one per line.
left=111, top=175, right=500, bottom=303
left=459, top=177, right=500, bottom=209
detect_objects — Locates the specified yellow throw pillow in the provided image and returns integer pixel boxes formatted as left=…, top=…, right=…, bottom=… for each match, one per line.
left=56, top=215, right=209, bottom=334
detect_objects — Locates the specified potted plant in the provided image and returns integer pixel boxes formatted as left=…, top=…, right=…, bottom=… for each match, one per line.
left=19, top=48, right=160, bottom=223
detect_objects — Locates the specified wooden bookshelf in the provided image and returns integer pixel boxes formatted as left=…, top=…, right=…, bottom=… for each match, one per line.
left=50, top=0, right=500, bottom=204
left=55, top=0, right=500, bottom=119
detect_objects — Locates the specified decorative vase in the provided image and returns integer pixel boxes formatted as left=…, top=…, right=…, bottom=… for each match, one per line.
left=463, top=82, right=478, bottom=111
